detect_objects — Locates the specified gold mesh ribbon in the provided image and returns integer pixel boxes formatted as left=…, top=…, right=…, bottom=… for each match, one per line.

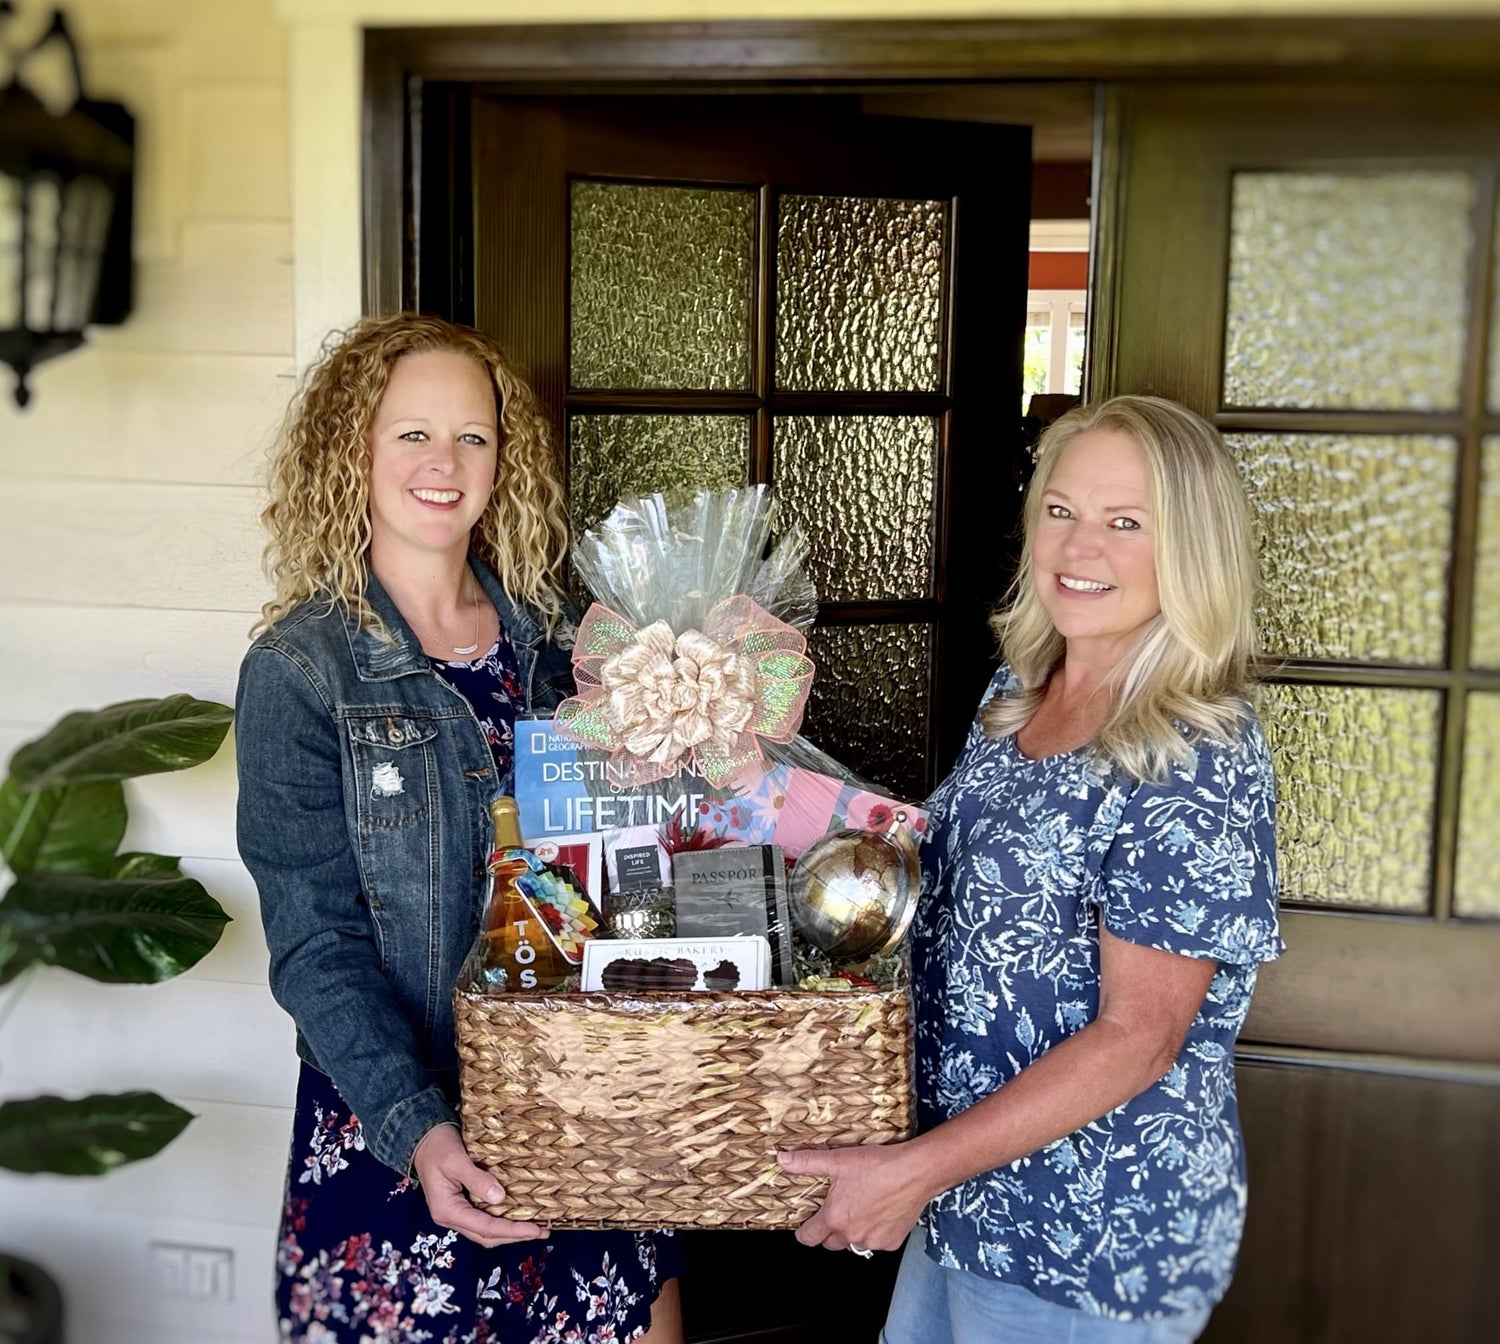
left=555, top=596, right=814, bottom=786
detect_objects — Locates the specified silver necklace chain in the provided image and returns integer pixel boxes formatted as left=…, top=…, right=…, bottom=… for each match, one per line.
left=450, top=584, right=482, bottom=656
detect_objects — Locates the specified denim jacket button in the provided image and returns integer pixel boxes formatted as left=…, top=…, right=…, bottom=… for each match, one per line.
left=387, top=725, right=403, bottom=744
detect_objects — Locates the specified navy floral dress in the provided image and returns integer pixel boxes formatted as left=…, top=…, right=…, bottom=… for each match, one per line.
left=275, top=629, right=681, bottom=1343
left=912, top=666, right=1282, bottom=1322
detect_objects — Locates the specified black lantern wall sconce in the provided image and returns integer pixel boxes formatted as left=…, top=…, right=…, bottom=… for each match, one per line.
left=0, top=0, right=134, bottom=408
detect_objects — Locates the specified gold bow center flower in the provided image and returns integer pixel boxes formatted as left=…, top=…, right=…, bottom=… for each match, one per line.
left=600, top=622, right=757, bottom=765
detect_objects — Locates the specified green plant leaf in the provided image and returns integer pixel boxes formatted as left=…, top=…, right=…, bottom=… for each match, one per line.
left=7, top=696, right=233, bottom=790
left=107, top=852, right=183, bottom=880
left=0, top=1092, right=194, bottom=1175
left=0, top=777, right=127, bottom=875
left=0, top=872, right=230, bottom=984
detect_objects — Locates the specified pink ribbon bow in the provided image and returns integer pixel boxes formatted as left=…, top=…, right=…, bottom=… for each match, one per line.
left=554, top=596, right=815, bottom=787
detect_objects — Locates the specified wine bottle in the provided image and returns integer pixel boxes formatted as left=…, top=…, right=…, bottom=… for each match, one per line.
left=474, top=797, right=600, bottom=992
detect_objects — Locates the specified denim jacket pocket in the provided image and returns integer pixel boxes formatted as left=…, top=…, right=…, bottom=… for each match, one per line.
left=347, top=715, right=439, bottom=832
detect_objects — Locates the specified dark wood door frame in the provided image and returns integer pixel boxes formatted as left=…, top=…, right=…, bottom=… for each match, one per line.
left=363, top=15, right=1500, bottom=315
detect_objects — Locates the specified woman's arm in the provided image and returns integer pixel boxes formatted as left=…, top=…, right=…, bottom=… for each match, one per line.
left=236, top=646, right=542, bottom=1243
left=236, top=646, right=448, bottom=1167
left=779, top=930, right=1216, bottom=1252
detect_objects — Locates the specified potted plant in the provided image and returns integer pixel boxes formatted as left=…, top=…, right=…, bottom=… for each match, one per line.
left=0, top=696, right=233, bottom=1344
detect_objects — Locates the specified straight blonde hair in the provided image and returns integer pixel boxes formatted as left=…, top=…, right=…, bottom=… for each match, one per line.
left=256, top=314, right=568, bottom=638
left=982, top=395, right=1259, bottom=780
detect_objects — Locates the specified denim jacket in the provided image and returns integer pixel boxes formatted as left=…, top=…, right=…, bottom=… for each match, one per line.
left=234, top=560, right=575, bottom=1175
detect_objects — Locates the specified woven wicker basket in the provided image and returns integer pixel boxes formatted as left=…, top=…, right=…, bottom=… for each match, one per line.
left=454, top=985, right=913, bottom=1230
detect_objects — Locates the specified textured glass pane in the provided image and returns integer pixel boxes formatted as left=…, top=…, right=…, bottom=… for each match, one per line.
left=802, top=623, right=931, bottom=799
left=1457, top=694, right=1500, bottom=918
left=1492, top=226, right=1500, bottom=414
left=1225, top=171, right=1474, bottom=410
left=1229, top=434, right=1456, bottom=664
left=570, top=182, right=754, bottom=390
left=1261, top=683, right=1438, bottom=911
left=1473, top=437, right=1500, bottom=668
left=568, top=414, right=749, bottom=534
left=776, top=195, right=945, bottom=392
left=774, top=416, right=937, bottom=602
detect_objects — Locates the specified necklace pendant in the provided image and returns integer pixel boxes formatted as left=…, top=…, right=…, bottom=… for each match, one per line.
left=450, top=585, right=483, bottom=657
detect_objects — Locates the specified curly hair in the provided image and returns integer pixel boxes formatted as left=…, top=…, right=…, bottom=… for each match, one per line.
left=255, top=313, right=568, bottom=636
left=982, top=395, right=1259, bottom=781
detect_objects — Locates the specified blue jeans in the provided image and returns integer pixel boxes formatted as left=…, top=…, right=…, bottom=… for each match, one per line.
left=882, top=1229, right=1213, bottom=1344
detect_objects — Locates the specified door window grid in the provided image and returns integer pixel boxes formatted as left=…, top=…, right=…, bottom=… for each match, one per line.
left=563, top=177, right=952, bottom=795
left=1220, top=165, right=1500, bottom=923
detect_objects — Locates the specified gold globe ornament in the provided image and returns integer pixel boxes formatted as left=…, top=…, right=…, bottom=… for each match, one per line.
left=788, top=809, right=920, bottom=963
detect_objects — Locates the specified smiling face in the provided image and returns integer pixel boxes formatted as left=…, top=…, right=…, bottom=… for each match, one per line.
left=367, top=349, right=499, bottom=573
left=1031, top=426, right=1161, bottom=667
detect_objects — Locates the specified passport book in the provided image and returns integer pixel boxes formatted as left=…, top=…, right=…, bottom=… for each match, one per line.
left=671, top=845, right=794, bottom=988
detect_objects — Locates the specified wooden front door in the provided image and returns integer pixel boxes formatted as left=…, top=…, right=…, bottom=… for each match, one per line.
left=1095, top=81, right=1500, bottom=1342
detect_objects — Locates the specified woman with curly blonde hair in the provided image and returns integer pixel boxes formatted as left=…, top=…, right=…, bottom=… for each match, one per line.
left=236, top=314, right=684, bottom=1343
left=257, top=313, right=568, bottom=638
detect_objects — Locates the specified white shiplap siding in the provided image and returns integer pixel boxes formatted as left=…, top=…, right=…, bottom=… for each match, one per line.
left=0, top=3, right=293, bottom=1340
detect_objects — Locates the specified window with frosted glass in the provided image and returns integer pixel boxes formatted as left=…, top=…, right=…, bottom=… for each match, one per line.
left=1228, top=433, right=1456, bottom=665
left=1224, top=171, right=1474, bottom=411
left=776, top=194, right=946, bottom=392
left=567, top=414, right=749, bottom=535
left=802, top=623, right=931, bottom=798
left=1261, top=683, right=1439, bottom=911
left=773, top=416, right=937, bottom=603
left=569, top=182, right=755, bottom=391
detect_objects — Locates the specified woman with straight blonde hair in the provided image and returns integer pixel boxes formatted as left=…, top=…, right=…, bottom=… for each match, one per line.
left=781, top=395, right=1282, bottom=1343
left=236, top=314, right=683, bottom=1343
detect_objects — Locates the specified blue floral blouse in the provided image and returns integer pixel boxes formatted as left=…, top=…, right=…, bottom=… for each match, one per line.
left=912, top=666, right=1282, bottom=1321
